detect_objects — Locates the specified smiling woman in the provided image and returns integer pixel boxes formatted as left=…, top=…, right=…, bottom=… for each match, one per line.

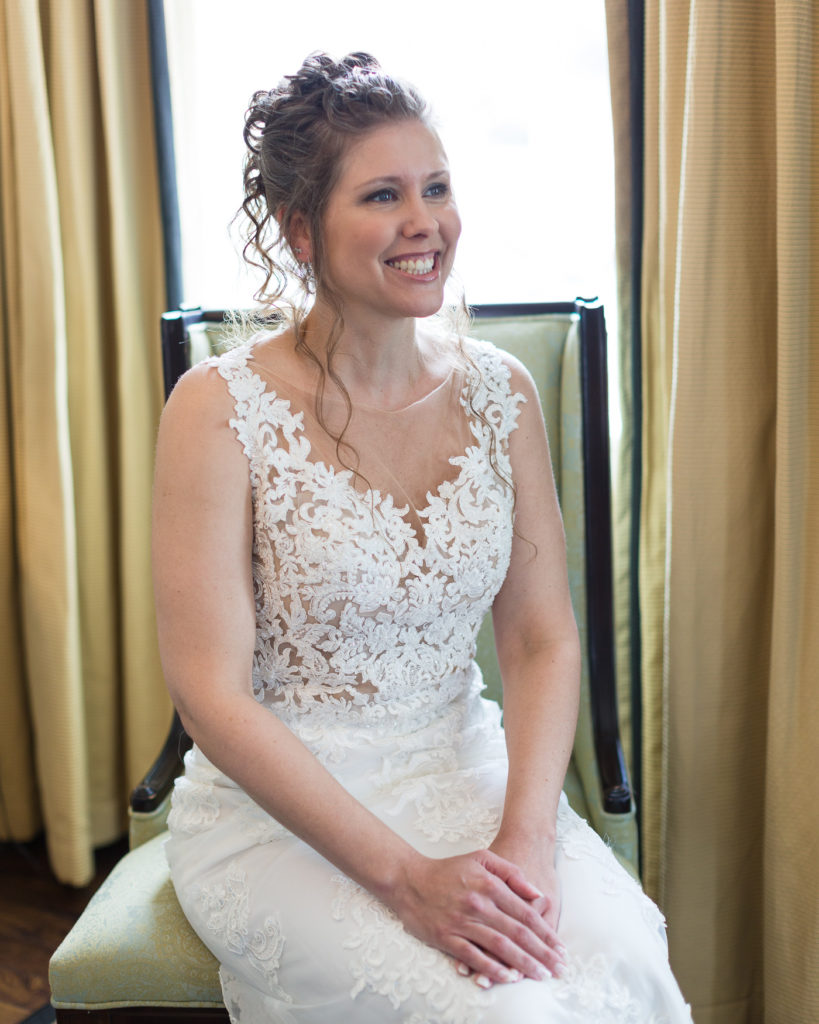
left=152, top=49, right=692, bottom=1024
left=310, top=121, right=461, bottom=326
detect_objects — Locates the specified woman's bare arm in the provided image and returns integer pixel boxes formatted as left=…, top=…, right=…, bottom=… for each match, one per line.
left=488, top=356, right=581, bottom=942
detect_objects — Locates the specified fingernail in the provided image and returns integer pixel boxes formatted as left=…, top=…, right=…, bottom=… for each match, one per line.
left=535, top=966, right=552, bottom=980
left=498, top=967, right=522, bottom=983
left=557, top=943, right=568, bottom=957
left=475, top=974, right=493, bottom=989
left=456, top=963, right=471, bottom=977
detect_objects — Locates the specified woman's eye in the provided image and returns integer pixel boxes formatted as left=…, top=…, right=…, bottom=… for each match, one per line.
left=366, top=188, right=397, bottom=203
left=425, top=182, right=450, bottom=198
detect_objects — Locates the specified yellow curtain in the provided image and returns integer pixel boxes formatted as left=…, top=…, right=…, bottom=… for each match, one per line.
left=0, top=0, right=169, bottom=886
left=609, top=0, right=819, bottom=1020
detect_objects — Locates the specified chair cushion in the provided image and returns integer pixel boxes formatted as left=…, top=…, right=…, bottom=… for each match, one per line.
left=50, top=831, right=222, bottom=1009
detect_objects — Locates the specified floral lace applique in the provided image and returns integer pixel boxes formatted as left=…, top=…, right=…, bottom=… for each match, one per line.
left=197, top=861, right=292, bottom=1004
left=219, top=967, right=290, bottom=1024
left=330, top=875, right=491, bottom=1024
left=556, top=804, right=624, bottom=888
left=234, top=801, right=292, bottom=845
left=166, top=776, right=220, bottom=835
left=554, top=953, right=673, bottom=1024
left=219, top=968, right=246, bottom=1024
left=387, top=769, right=500, bottom=847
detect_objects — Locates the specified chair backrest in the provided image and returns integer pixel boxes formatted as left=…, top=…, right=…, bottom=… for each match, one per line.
left=156, top=302, right=637, bottom=872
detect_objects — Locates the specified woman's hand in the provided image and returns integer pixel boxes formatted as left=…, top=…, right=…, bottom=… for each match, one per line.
left=489, top=834, right=563, bottom=938
left=385, top=848, right=565, bottom=987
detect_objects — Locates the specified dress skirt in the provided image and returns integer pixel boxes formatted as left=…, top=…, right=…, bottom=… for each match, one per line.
left=166, top=673, right=692, bottom=1024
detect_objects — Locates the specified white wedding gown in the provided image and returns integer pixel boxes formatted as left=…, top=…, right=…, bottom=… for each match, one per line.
left=165, top=336, right=693, bottom=1023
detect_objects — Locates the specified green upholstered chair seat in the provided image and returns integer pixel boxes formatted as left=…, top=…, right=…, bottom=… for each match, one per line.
left=50, top=832, right=222, bottom=1011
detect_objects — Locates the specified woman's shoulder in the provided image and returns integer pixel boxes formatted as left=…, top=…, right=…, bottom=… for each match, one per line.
left=171, top=328, right=298, bottom=409
left=163, top=355, right=238, bottom=424
left=159, top=334, right=276, bottom=446
left=155, top=357, right=252, bottom=490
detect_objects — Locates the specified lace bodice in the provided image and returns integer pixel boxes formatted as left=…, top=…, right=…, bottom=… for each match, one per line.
left=208, top=338, right=525, bottom=744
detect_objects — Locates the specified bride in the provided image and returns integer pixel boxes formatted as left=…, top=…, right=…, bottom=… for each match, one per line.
left=153, top=51, right=692, bottom=1023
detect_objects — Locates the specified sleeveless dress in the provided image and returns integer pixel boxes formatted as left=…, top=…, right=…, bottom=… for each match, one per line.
left=165, top=337, right=693, bottom=1024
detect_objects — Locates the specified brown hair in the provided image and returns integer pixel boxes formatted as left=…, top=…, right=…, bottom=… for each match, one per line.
left=240, top=51, right=429, bottom=308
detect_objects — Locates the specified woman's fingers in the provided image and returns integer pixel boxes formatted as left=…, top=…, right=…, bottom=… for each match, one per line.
left=482, top=850, right=545, bottom=902
left=393, top=851, right=566, bottom=986
left=454, top=960, right=498, bottom=989
left=445, top=883, right=565, bottom=982
left=448, top=938, right=524, bottom=986
left=482, top=850, right=566, bottom=948
left=462, top=915, right=565, bottom=981
left=479, top=865, right=563, bottom=951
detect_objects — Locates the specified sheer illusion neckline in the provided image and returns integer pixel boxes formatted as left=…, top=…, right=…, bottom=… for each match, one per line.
left=333, top=456, right=470, bottom=553
left=248, top=352, right=457, bottom=416
left=346, top=368, right=456, bottom=415
left=241, top=354, right=473, bottom=551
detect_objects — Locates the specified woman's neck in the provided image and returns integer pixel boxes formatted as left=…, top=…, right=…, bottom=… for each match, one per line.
left=301, top=304, right=438, bottom=412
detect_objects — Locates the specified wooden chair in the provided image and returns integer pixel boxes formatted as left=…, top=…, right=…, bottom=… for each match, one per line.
left=49, top=300, right=635, bottom=1022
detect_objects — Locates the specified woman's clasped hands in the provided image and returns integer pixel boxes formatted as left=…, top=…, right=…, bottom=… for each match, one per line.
left=386, top=848, right=567, bottom=989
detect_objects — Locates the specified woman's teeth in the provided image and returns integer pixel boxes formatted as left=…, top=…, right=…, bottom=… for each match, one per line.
left=387, top=255, right=435, bottom=275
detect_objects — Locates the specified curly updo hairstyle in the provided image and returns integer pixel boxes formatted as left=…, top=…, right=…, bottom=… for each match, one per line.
left=239, top=51, right=429, bottom=310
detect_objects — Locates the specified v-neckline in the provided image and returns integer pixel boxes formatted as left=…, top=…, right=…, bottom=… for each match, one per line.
left=244, top=357, right=476, bottom=553
left=305, top=447, right=474, bottom=552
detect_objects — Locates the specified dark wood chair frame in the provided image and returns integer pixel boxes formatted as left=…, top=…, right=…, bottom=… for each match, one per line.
left=65, top=300, right=630, bottom=1024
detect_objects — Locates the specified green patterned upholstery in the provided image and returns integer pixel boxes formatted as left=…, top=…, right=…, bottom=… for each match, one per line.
left=50, top=308, right=636, bottom=1017
left=50, top=833, right=223, bottom=1009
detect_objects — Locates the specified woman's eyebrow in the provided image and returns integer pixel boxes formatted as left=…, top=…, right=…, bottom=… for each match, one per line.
left=357, top=169, right=450, bottom=189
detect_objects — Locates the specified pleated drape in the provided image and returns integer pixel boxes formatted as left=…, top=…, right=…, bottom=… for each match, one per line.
left=0, top=0, right=169, bottom=886
left=608, top=1, right=819, bottom=1020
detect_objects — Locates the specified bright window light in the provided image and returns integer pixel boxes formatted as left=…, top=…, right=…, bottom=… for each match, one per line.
left=164, top=0, right=616, bottom=321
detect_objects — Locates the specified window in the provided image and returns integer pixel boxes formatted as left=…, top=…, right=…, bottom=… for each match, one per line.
left=164, top=0, right=615, bottom=317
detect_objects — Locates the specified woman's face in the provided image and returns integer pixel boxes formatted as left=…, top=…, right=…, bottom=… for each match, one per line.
left=315, top=119, right=461, bottom=324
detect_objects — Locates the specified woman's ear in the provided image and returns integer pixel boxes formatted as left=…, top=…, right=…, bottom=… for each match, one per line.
left=287, top=211, right=312, bottom=263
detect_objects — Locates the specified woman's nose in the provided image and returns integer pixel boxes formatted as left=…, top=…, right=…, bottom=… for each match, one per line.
left=402, top=195, right=437, bottom=237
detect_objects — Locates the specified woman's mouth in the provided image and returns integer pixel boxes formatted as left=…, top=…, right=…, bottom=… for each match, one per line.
left=385, top=253, right=437, bottom=276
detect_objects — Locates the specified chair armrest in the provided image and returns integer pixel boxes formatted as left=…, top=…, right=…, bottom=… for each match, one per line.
left=129, top=711, right=192, bottom=813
